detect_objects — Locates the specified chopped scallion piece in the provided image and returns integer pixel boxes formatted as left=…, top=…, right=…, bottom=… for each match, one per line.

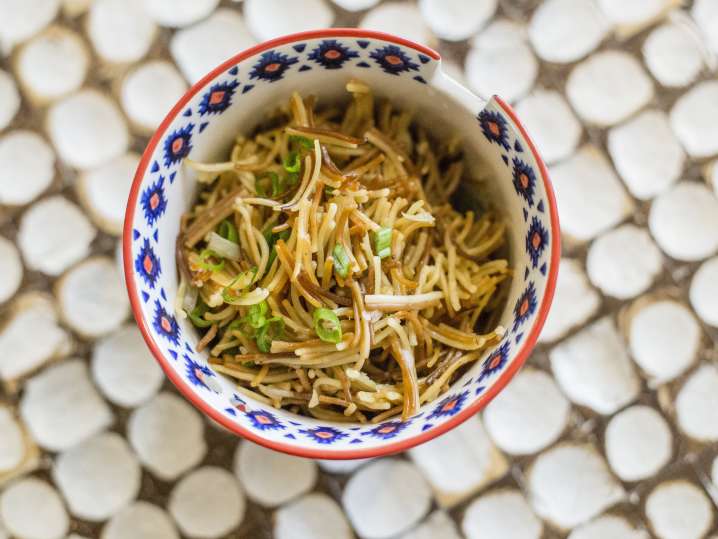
left=247, top=300, right=268, bottom=329
left=283, top=151, right=301, bottom=173
left=197, top=249, right=225, bottom=272
left=187, top=304, right=212, bottom=328
left=218, top=219, right=238, bottom=243
left=313, top=308, right=342, bottom=344
left=373, top=227, right=392, bottom=259
left=332, top=244, right=350, bottom=278
left=256, top=317, right=284, bottom=352
left=289, top=135, right=314, bottom=150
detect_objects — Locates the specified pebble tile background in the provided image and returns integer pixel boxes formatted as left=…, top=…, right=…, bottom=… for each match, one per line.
left=1, top=0, right=717, bottom=537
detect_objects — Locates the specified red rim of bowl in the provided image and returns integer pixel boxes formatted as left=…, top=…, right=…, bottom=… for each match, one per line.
left=123, top=28, right=560, bottom=459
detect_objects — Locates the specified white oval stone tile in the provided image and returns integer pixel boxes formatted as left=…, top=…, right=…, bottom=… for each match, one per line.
left=690, top=256, right=718, bottom=327
left=77, top=153, right=139, bottom=235
left=102, top=501, right=179, bottom=539
left=670, top=80, right=718, bottom=158
left=170, top=9, right=256, bottom=84
left=605, top=405, right=672, bottom=481
left=707, top=160, right=718, bottom=196
left=567, top=51, right=654, bottom=126
left=121, top=62, right=187, bottom=134
left=551, top=145, right=634, bottom=243
left=713, top=456, right=718, bottom=488
left=569, top=515, right=649, bottom=539
left=649, top=182, right=718, bottom=261
left=343, top=459, right=432, bottom=539
left=529, top=0, right=610, bottom=63
left=0, top=0, right=60, bottom=52
left=56, top=257, right=129, bottom=338
left=607, top=110, right=685, bottom=200
left=15, top=26, right=88, bottom=104
left=0, top=70, right=20, bottom=131
left=462, top=489, right=542, bottom=539
left=528, top=444, right=624, bottom=530
left=692, top=0, right=718, bottom=54
left=92, top=324, right=163, bottom=408
left=0, top=130, right=55, bottom=206
left=274, top=493, right=352, bottom=539
left=128, top=392, right=206, bottom=481
left=0, top=478, right=68, bottom=539
left=246, top=0, right=334, bottom=42
left=0, top=293, right=71, bottom=381
left=54, top=432, right=140, bottom=521
left=409, top=415, right=508, bottom=508
left=18, top=196, right=95, bottom=276
left=0, top=407, right=24, bottom=473
left=234, top=442, right=316, bottom=508
left=466, top=20, right=537, bottom=103
left=0, top=236, right=22, bottom=304
left=402, top=511, right=461, bottom=539
left=598, top=0, right=674, bottom=28
left=144, top=0, right=219, bottom=28
left=331, top=0, right=379, bottom=11
left=418, top=0, right=496, bottom=42
left=20, top=359, right=112, bottom=451
left=675, top=364, right=718, bottom=442
left=86, top=0, right=156, bottom=64
left=360, top=2, right=431, bottom=46
left=168, top=466, right=245, bottom=539
left=587, top=225, right=663, bottom=300
left=317, top=458, right=373, bottom=474
left=539, top=259, right=601, bottom=343
left=628, top=299, right=700, bottom=383
left=47, top=89, right=129, bottom=170
left=643, top=19, right=706, bottom=88
left=550, top=317, right=640, bottom=415
left=514, top=89, right=582, bottom=165
left=484, top=368, right=570, bottom=455
left=646, top=481, right=713, bottom=539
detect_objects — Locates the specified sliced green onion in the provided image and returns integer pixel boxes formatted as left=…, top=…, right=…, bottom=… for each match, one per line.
left=218, top=220, right=238, bottom=243
left=286, top=171, right=299, bottom=186
left=313, top=308, right=342, bottom=344
left=332, top=244, right=350, bottom=278
left=283, top=151, right=301, bottom=173
left=290, top=135, right=314, bottom=150
left=256, top=317, right=284, bottom=352
left=197, top=249, right=225, bottom=272
left=247, top=300, right=268, bottom=329
left=187, top=304, right=212, bottom=328
left=373, top=227, right=392, bottom=259
left=222, top=268, right=258, bottom=304
left=228, top=318, right=255, bottom=337
left=255, top=174, right=273, bottom=197
left=270, top=172, right=283, bottom=197
left=265, top=228, right=290, bottom=268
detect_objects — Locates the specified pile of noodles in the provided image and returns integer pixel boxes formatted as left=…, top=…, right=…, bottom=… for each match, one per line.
left=176, top=79, right=510, bottom=423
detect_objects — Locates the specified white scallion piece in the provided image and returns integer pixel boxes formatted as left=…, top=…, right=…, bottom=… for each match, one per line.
left=0, top=0, right=60, bottom=53
left=649, top=182, right=718, bottom=262
left=607, top=110, right=685, bottom=200
left=605, top=405, right=672, bottom=482
left=53, top=431, right=141, bottom=522
left=528, top=0, right=610, bottom=63
left=0, top=130, right=55, bottom=206
left=0, top=236, right=22, bottom=305
left=484, top=368, right=570, bottom=455
left=343, top=459, right=432, bottom=539
left=15, top=26, right=88, bottom=104
left=418, top=0, right=496, bottom=42
left=234, top=441, right=317, bottom=508
left=462, top=489, right=542, bottom=539
left=91, top=324, right=163, bottom=408
left=128, top=392, right=206, bottom=481
left=569, top=515, right=649, bottom=539
left=360, top=2, right=431, bottom=46
left=675, top=364, right=718, bottom=442
left=670, top=80, right=718, bottom=158
left=77, top=153, right=139, bottom=235
left=86, top=0, right=156, bottom=64
left=0, top=70, right=20, bottom=131
left=0, top=478, right=68, bottom=539
left=56, top=256, right=129, bottom=338
left=274, top=493, right=352, bottom=539
left=19, top=359, right=112, bottom=451
left=528, top=444, right=624, bottom=530
left=101, top=502, right=179, bottom=539
left=690, top=256, right=718, bottom=327
left=170, top=9, right=256, bottom=84
left=550, top=145, right=634, bottom=243
left=539, top=259, right=600, bottom=343
left=168, top=466, right=245, bottom=539
left=0, top=293, right=72, bottom=382
left=550, top=317, right=640, bottom=415
left=645, top=481, right=713, bottom=539
left=586, top=225, right=663, bottom=300
left=567, top=51, right=653, bottom=126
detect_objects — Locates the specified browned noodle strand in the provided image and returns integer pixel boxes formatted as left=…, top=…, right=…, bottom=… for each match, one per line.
left=176, top=80, right=511, bottom=423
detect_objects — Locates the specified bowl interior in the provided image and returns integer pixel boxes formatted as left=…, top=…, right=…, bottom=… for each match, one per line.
left=124, top=30, right=557, bottom=458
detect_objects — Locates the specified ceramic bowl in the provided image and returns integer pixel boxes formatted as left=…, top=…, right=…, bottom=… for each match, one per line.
left=123, top=29, right=559, bottom=459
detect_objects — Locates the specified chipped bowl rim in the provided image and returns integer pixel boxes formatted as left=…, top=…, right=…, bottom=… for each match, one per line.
left=123, top=28, right=560, bottom=459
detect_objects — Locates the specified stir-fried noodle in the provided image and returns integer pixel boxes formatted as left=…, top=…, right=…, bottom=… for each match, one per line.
left=176, top=80, right=511, bottom=423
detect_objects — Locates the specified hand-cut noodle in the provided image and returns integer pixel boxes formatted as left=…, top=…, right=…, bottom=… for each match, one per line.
left=177, top=80, right=511, bottom=423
